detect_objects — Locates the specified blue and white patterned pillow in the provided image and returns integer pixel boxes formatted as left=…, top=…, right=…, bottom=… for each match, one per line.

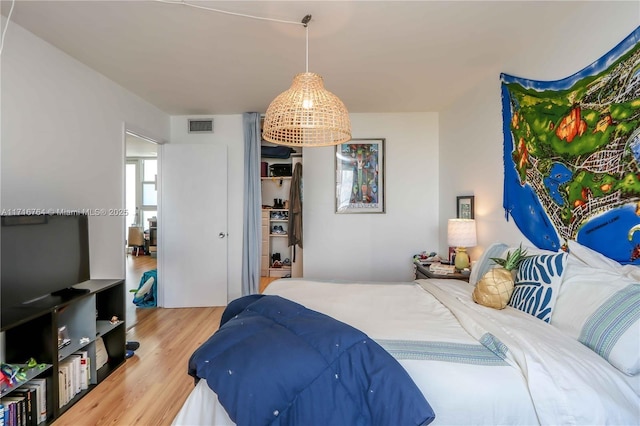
left=509, top=253, right=568, bottom=322
left=469, top=243, right=559, bottom=287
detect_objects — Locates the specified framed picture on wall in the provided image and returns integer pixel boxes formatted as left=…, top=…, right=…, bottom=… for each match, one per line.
left=457, top=195, right=475, bottom=219
left=335, top=138, right=385, bottom=214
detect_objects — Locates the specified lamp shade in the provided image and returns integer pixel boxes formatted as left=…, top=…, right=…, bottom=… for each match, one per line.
left=447, top=219, right=477, bottom=247
left=262, top=72, right=351, bottom=147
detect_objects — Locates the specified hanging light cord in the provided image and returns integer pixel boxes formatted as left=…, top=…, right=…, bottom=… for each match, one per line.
left=155, top=0, right=305, bottom=27
left=0, top=0, right=16, bottom=56
left=157, top=1, right=312, bottom=72
left=305, top=23, right=309, bottom=72
left=301, top=14, right=312, bottom=73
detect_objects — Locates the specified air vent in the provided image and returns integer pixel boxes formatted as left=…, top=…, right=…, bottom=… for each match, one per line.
left=188, top=119, right=213, bottom=133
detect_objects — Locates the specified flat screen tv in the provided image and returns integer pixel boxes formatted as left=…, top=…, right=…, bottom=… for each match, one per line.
left=1, top=213, right=90, bottom=309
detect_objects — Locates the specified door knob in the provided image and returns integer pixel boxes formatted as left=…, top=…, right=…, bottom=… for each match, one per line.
left=218, top=232, right=227, bottom=239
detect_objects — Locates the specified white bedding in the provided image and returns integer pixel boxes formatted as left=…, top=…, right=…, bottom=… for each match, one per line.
left=173, top=278, right=639, bottom=426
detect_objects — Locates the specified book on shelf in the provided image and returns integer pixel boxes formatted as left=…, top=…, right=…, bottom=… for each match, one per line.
left=86, top=357, right=91, bottom=386
left=95, top=337, right=108, bottom=370
left=69, top=355, right=81, bottom=395
left=1, top=395, right=25, bottom=426
left=0, top=398, right=13, bottom=426
left=67, top=360, right=73, bottom=402
left=0, top=398, right=15, bottom=426
left=57, top=367, right=65, bottom=409
left=14, top=394, right=25, bottom=426
left=65, top=360, right=74, bottom=403
left=72, top=351, right=89, bottom=390
left=11, top=387, right=36, bottom=426
left=24, top=378, right=46, bottom=424
left=58, top=361, right=74, bottom=408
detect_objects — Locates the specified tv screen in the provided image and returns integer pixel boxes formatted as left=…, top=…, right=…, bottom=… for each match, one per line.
left=1, top=213, right=90, bottom=308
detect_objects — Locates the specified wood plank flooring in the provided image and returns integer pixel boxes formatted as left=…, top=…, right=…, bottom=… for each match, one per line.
left=54, top=263, right=276, bottom=425
left=260, top=276, right=280, bottom=293
left=54, top=305, right=224, bottom=425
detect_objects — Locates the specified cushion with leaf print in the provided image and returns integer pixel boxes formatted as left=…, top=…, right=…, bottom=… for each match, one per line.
left=508, top=252, right=568, bottom=323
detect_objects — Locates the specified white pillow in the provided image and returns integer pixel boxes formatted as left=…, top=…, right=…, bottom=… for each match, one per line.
left=468, top=243, right=508, bottom=286
left=552, top=245, right=640, bottom=375
left=569, top=239, right=640, bottom=282
left=567, top=239, right=621, bottom=271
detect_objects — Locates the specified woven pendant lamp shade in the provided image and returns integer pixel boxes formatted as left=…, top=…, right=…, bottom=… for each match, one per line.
left=262, top=72, right=351, bottom=147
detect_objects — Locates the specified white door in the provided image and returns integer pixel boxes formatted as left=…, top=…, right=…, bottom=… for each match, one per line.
left=160, top=143, right=228, bottom=307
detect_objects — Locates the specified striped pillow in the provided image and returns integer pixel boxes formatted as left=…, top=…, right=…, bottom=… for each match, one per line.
left=578, top=284, right=640, bottom=375
left=509, top=253, right=568, bottom=323
left=551, top=242, right=640, bottom=375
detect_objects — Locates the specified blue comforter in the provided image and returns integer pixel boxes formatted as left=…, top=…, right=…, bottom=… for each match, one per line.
left=188, top=294, right=435, bottom=426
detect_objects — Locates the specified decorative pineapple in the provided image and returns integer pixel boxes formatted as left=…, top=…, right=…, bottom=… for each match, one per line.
left=473, top=244, right=531, bottom=309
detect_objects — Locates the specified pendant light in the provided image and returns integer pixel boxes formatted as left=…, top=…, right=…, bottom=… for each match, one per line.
left=262, top=15, right=352, bottom=147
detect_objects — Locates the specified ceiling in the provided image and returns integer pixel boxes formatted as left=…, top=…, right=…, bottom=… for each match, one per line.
left=126, top=134, right=158, bottom=157
left=1, top=1, right=634, bottom=116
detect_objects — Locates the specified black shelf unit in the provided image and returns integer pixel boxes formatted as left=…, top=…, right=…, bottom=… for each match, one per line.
left=1, top=279, right=125, bottom=423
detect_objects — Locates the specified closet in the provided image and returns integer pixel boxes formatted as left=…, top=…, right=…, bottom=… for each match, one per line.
left=260, top=146, right=303, bottom=278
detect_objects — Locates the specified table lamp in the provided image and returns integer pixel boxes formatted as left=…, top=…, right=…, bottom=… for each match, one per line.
left=447, top=219, right=477, bottom=270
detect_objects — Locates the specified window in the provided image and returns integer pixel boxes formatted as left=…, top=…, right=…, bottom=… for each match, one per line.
left=142, top=159, right=157, bottom=207
left=126, top=158, right=158, bottom=235
left=125, top=162, right=138, bottom=229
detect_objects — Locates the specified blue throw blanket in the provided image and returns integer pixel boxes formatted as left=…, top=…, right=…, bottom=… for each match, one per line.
left=188, top=295, right=435, bottom=426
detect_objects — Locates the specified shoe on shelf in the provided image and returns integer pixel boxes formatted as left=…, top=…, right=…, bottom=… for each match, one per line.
left=283, top=258, right=291, bottom=266
left=272, top=260, right=283, bottom=268
left=272, top=225, right=287, bottom=234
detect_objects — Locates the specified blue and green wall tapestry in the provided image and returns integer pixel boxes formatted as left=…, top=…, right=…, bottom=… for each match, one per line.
left=501, top=26, right=640, bottom=264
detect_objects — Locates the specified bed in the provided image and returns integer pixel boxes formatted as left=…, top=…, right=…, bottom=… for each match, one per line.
left=172, top=241, right=640, bottom=425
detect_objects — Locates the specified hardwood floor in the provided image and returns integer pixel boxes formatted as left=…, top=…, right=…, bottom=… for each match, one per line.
left=260, top=276, right=280, bottom=293
left=55, top=305, right=225, bottom=425
left=54, top=263, right=276, bottom=424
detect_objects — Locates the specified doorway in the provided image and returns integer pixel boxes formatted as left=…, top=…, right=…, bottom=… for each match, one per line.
left=125, top=132, right=159, bottom=329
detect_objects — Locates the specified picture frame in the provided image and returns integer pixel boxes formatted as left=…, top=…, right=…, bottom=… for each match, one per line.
left=448, top=246, right=456, bottom=264
left=456, top=195, right=475, bottom=219
left=335, top=138, right=385, bottom=214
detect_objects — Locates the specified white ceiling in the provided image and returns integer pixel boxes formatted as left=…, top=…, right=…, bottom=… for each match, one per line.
left=2, top=1, right=636, bottom=115
left=126, top=134, right=158, bottom=157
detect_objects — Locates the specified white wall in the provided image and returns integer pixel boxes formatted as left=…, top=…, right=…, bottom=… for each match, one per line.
left=169, top=115, right=245, bottom=301
left=1, top=21, right=170, bottom=280
left=168, top=112, right=438, bottom=296
left=303, top=113, right=439, bottom=282
left=438, top=3, right=640, bottom=261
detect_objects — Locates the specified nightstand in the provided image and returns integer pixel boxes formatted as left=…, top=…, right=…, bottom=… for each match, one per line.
left=413, top=260, right=470, bottom=282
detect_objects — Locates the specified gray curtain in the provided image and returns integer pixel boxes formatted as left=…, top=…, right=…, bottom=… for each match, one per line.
left=241, top=112, right=262, bottom=295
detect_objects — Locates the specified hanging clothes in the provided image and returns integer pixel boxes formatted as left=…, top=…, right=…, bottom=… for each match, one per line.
left=288, top=162, right=303, bottom=261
